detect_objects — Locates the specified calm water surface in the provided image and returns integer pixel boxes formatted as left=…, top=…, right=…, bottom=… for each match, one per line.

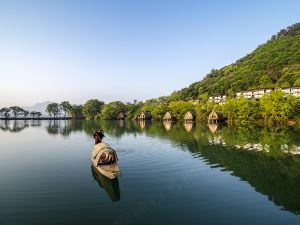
left=1, top=120, right=300, bottom=225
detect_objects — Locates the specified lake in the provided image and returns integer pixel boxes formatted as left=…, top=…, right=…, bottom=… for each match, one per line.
left=1, top=120, right=300, bottom=225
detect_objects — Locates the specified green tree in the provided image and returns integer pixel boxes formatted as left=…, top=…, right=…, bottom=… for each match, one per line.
left=260, top=90, right=300, bottom=122
left=126, top=102, right=142, bottom=119
left=60, top=101, right=72, bottom=117
left=82, top=99, right=104, bottom=120
left=198, top=93, right=209, bottom=103
left=222, top=99, right=239, bottom=124
left=22, top=110, right=29, bottom=118
left=236, top=98, right=260, bottom=126
left=9, top=106, right=24, bottom=118
left=69, top=105, right=83, bottom=119
left=97, top=101, right=127, bottom=120
left=222, top=97, right=260, bottom=125
left=168, top=101, right=194, bottom=121
left=259, top=74, right=273, bottom=87
left=151, top=104, right=168, bottom=120
left=0, top=108, right=10, bottom=118
left=30, top=111, right=42, bottom=118
left=46, top=103, right=60, bottom=118
left=36, top=112, right=42, bottom=118
left=195, top=102, right=214, bottom=122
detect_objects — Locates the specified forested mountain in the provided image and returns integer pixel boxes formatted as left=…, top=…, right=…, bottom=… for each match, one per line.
left=169, top=22, right=300, bottom=101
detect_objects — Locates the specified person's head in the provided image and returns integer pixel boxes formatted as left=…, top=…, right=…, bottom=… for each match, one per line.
left=97, top=129, right=105, bottom=139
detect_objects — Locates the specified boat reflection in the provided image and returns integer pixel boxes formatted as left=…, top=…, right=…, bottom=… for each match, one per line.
left=91, top=166, right=121, bottom=202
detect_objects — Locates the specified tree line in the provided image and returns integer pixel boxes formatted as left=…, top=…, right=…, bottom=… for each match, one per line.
left=137, top=90, right=300, bottom=125
left=0, top=107, right=42, bottom=119
left=2, top=89, right=299, bottom=125
left=48, top=90, right=300, bottom=125
left=45, top=100, right=103, bottom=119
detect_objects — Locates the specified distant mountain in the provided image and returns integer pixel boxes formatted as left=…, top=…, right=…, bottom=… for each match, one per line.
left=23, top=101, right=50, bottom=115
left=169, top=22, right=300, bottom=100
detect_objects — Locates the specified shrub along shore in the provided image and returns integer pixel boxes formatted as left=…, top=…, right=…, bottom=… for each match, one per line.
left=2, top=90, right=299, bottom=126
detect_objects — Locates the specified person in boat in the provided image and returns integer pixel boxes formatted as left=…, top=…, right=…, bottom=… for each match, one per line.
left=92, top=130, right=117, bottom=165
left=93, top=129, right=105, bottom=144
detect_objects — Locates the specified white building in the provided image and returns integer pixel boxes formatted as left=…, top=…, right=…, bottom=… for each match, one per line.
left=282, top=87, right=300, bottom=98
left=209, top=86, right=299, bottom=104
left=208, top=95, right=226, bottom=103
left=236, top=88, right=272, bottom=99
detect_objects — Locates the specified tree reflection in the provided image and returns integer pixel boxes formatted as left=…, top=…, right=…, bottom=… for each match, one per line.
left=3, top=119, right=300, bottom=214
left=0, top=120, right=31, bottom=133
left=57, top=120, right=300, bottom=214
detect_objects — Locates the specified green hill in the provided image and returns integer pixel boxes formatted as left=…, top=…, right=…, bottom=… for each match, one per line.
left=169, top=22, right=300, bottom=101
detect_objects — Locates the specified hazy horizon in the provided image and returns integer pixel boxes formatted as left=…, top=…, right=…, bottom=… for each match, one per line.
left=1, top=0, right=300, bottom=107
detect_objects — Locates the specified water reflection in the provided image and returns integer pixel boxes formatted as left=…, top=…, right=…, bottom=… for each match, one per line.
left=80, top=121, right=299, bottom=214
left=138, top=120, right=151, bottom=129
left=198, top=144, right=300, bottom=214
left=2, top=120, right=300, bottom=214
left=163, top=121, right=172, bottom=131
left=91, top=166, right=120, bottom=202
left=3, top=120, right=300, bottom=156
left=46, top=120, right=85, bottom=136
left=30, top=120, right=42, bottom=127
left=0, top=120, right=31, bottom=132
left=183, top=122, right=194, bottom=132
left=118, top=119, right=125, bottom=128
left=207, top=123, right=218, bottom=133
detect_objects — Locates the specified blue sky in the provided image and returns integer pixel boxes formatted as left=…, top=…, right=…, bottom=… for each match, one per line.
left=0, top=0, right=299, bottom=107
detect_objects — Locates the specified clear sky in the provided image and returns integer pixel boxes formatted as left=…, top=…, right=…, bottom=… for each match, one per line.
left=0, top=0, right=300, bottom=107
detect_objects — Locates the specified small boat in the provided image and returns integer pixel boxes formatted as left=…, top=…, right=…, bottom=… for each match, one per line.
left=91, top=142, right=120, bottom=179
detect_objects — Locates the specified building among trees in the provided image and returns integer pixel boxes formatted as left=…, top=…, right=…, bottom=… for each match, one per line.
left=208, top=95, right=227, bottom=103
left=208, top=111, right=224, bottom=123
left=184, top=111, right=196, bottom=123
left=138, top=111, right=152, bottom=120
left=163, top=112, right=175, bottom=121
left=236, top=88, right=273, bottom=99
left=282, top=86, right=300, bottom=98
left=117, top=112, right=126, bottom=120
left=209, top=87, right=300, bottom=103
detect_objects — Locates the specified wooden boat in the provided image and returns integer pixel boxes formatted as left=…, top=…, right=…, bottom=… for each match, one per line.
left=91, top=165, right=120, bottom=202
left=91, top=142, right=120, bottom=179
